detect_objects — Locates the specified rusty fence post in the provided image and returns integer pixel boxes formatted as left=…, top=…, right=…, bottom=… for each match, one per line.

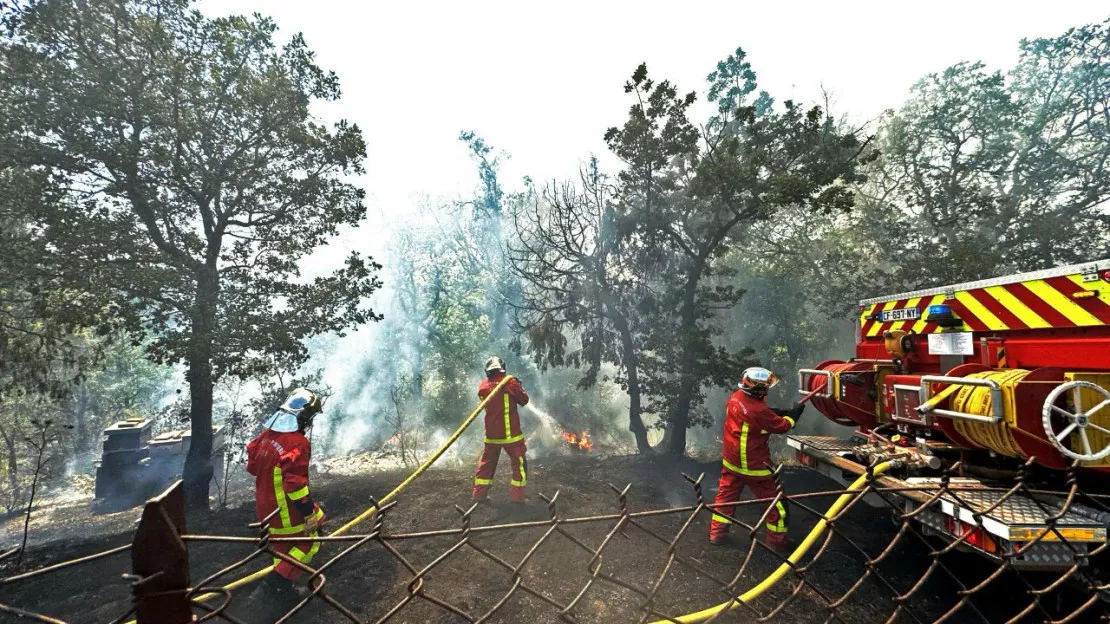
left=131, top=480, right=192, bottom=623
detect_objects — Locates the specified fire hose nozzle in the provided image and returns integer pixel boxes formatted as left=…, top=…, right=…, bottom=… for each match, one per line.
left=913, top=454, right=942, bottom=470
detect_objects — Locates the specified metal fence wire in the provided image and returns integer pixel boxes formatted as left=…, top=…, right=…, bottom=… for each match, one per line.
left=2, top=457, right=1109, bottom=624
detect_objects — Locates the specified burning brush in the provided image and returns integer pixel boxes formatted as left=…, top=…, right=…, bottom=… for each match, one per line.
left=560, top=429, right=593, bottom=452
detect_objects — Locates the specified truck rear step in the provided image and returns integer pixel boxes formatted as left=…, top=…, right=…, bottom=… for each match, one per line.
left=787, top=434, right=1108, bottom=569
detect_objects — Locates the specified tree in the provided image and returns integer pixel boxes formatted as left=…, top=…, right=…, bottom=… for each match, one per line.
left=16, top=418, right=71, bottom=567
left=849, top=20, right=1110, bottom=293
left=457, top=131, right=525, bottom=355
left=710, top=19, right=1110, bottom=436
left=605, top=50, right=874, bottom=454
left=392, top=211, right=495, bottom=423
left=63, top=340, right=175, bottom=453
left=0, top=169, right=126, bottom=403
left=391, top=220, right=461, bottom=403
left=1, top=0, right=382, bottom=508
left=508, top=159, right=653, bottom=452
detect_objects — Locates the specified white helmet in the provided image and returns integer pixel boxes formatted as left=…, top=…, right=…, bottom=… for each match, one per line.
left=485, top=356, right=507, bottom=375
left=263, top=388, right=323, bottom=433
left=739, top=367, right=779, bottom=398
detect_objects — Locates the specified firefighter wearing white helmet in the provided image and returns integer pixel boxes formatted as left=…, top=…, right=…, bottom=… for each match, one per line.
left=473, top=356, right=531, bottom=503
left=709, top=367, right=804, bottom=548
left=243, top=388, right=327, bottom=615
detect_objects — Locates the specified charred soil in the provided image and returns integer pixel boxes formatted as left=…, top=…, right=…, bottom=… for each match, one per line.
left=0, top=455, right=1084, bottom=623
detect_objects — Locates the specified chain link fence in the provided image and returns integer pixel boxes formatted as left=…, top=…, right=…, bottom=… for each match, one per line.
left=1, top=457, right=1108, bottom=624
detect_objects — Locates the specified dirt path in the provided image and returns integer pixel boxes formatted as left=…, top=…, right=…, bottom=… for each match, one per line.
left=0, top=455, right=1065, bottom=623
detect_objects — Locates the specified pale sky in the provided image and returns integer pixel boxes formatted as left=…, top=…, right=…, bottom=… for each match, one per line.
left=196, top=0, right=1109, bottom=266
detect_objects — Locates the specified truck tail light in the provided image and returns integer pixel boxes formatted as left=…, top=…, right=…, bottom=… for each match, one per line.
left=944, top=517, right=998, bottom=554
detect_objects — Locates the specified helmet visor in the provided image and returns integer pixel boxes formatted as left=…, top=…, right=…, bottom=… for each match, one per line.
left=740, top=367, right=779, bottom=390
left=281, top=388, right=319, bottom=415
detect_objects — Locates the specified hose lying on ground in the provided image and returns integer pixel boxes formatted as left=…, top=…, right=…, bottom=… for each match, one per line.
left=652, top=461, right=894, bottom=624
left=187, top=375, right=515, bottom=603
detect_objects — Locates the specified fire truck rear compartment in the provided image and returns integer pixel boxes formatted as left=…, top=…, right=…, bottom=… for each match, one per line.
left=798, top=260, right=1110, bottom=471
left=786, top=434, right=1109, bottom=570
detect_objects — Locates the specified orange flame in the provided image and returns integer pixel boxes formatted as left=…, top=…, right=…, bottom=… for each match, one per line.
left=560, top=429, right=593, bottom=451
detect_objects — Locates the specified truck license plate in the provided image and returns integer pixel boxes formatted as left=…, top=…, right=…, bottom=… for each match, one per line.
left=881, top=307, right=920, bottom=323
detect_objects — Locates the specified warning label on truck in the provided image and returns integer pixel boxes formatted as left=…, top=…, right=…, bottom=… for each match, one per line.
left=928, top=332, right=974, bottom=355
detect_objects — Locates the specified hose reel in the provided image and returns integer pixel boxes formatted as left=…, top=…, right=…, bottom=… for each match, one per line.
left=947, top=370, right=1028, bottom=458
left=801, top=361, right=879, bottom=429
left=1041, top=381, right=1110, bottom=462
left=918, top=367, right=1110, bottom=467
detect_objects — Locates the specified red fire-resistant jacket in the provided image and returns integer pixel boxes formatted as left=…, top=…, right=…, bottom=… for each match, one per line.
left=479, top=373, right=529, bottom=444
left=246, top=428, right=320, bottom=534
left=721, top=389, right=796, bottom=478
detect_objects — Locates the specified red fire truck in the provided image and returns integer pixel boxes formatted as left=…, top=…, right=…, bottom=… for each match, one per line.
left=789, top=259, right=1110, bottom=571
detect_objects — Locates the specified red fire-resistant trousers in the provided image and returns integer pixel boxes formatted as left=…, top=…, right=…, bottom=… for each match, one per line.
left=272, top=531, right=320, bottom=581
left=708, top=465, right=787, bottom=546
left=473, top=440, right=527, bottom=502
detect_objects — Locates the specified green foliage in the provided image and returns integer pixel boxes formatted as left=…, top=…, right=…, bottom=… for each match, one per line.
left=459, top=130, right=506, bottom=218
left=0, top=169, right=131, bottom=401
left=732, top=20, right=1110, bottom=442
left=389, top=209, right=495, bottom=429
left=603, top=51, right=873, bottom=454
left=840, top=20, right=1110, bottom=296
left=325, top=133, right=512, bottom=454
left=0, top=0, right=381, bottom=507
left=63, top=340, right=175, bottom=452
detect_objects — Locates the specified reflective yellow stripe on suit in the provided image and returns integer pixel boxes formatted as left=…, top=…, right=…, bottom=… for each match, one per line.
left=273, top=467, right=293, bottom=529
left=766, top=501, right=787, bottom=533
left=511, top=456, right=527, bottom=487
left=269, top=523, right=307, bottom=535
left=723, top=423, right=772, bottom=477
left=287, top=485, right=310, bottom=501
left=484, top=387, right=523, bottom=443
left=273, top=536, right=320, bottom=569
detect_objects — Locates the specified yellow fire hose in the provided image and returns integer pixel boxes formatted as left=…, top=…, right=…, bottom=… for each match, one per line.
left=175, top=375, right=514, bottom=608
left=652, top=461, right=893, bottom=624
left=950, top=370, right=1028, bottom=457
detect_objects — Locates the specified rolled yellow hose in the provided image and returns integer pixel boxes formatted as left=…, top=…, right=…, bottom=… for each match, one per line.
left=653, top=461, right=893, bottom=624
left=918, top=381, right=963, bottom=414
left=151, top=375, right=513, bottom=614
left=951, top=370, right=1027, bottom=457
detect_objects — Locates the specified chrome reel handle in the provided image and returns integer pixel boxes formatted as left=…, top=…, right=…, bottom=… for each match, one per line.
left=1041, top=381, right=1110, bottom=462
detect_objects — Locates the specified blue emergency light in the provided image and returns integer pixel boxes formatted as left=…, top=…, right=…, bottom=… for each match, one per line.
left=926, top=304, right=962, bottom=328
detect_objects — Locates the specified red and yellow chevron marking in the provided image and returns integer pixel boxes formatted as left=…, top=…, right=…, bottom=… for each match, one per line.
left=858, top=274, right=1110, bottom=338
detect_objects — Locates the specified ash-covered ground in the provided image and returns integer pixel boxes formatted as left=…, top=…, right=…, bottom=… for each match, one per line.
left=0, top=454, right=1087, bottom=623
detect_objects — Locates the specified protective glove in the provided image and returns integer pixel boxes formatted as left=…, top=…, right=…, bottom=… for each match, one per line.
left=789, top=403, right=805, bottom=421
left=304, top=504, right=326, bottom=534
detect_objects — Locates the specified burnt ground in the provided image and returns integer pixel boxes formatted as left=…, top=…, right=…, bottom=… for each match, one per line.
left=0, top=455, right=1101, bottom=624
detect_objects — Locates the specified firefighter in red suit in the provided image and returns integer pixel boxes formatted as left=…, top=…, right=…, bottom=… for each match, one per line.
left=241, top=388, right=326, bottom=618
left=709, top=367, right=803, bottom=548
left=473, top=356, right=530, bottom=503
